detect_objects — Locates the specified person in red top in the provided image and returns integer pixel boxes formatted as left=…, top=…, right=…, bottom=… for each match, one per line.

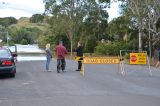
left=55, top=41, right=68, bottom=73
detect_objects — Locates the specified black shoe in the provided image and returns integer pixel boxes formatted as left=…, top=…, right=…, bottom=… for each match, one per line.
left=57, top=70, right=60, bottom=73
left=75, top=69, right=80, bottom=71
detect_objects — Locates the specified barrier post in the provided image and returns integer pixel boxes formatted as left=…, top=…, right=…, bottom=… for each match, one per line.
left=75, top=56, right=84, bottom=76
left=80, top=62, right=84, bottom=76
left=146, top=52, right=152, bottom=76
left=119, top=50, right=126, bottom=77
left=119, top=59, right=125, bottom=77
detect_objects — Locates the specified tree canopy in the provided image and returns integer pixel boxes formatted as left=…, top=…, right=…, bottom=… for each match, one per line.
left=43, top=0, right=110, bottom=54
left=30, top=14, right=44, bottom=23
left=1, top=0, right=160, bottom=57
left=0, top=17, right=17, bottom=27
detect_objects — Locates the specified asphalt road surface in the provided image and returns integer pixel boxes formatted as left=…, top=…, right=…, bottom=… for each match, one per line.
left=0, top=59, right=160, bottom=106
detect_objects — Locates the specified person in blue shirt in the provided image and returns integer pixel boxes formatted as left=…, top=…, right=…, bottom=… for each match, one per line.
left=45, top=43, right=52, bottom=71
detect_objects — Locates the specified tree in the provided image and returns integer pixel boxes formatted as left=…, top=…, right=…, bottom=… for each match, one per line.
left=10, top=27, right=33, bottom=44
left=9, top=26, right=42, bottom=45
left=8, top=26, right=18, bottom=45
left=30, top=14, right=44, bottom=23
left=43, top=0, right=110, bottom=55
left=26, top=27, right=42, bottom=43
left=121, top=0, right=149, bottom=50
left=0, top=25, right=5, bottom=31
left=44, top=0, right=89, bottom=56
left=119, top=0, right=160, bottom=56
left=107, top=15, right=131, bottom=41
left=0, top=17, right=17, bottom=27
left=145, top=0, right=160, bottom=57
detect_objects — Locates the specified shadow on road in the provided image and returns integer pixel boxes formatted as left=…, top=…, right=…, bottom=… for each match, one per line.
left=0, top=74, right=14, bottom=79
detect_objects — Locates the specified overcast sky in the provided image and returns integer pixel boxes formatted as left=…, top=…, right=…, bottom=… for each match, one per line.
left=0, top=0, right=45, bottom=19
left=0, top=0, right=120, bottom=21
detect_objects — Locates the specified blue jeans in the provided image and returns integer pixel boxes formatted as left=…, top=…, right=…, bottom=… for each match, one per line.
left=46, top=57, right=51, bottom=71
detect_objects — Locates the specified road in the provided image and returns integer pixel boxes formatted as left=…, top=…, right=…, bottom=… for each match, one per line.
left=0, top=59, right=160, bottom=106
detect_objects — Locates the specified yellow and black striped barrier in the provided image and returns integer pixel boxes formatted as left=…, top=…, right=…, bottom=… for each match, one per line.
left=75, top=56, right=83, bottom=61
left=83, top=57, right=120, bottom=64
left=75, top=56, right=120, bottom=76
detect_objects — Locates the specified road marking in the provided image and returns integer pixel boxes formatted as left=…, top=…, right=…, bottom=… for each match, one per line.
left=21, top=81, right=34, bottom=85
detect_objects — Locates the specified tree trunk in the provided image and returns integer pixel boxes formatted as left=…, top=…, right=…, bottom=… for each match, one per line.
left=70, top=35, right=73, bottom=57
left=138, top=21, right=143, bottom=51
left=148, top=20, right=153, bottom=58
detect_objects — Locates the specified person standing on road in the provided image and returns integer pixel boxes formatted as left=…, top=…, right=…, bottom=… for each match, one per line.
left=55, top=41, right=68, bottom=73
left=45, top=43, right=52, bottom=72
left=75, top=42, right=83, bottom=71
left=156, top=48, right=160, bottom=67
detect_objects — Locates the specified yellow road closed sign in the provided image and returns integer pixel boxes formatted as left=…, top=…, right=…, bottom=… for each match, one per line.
left=130, top=53, right=147, bottom=65
left=83, top=57, right=120, bottom=64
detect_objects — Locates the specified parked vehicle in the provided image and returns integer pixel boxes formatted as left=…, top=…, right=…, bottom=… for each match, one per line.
left=0, top=46, right=17, bottom=77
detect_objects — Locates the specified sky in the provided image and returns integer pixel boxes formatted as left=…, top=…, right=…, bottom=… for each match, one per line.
left=0, top=0, right=120, bottom=21
left=0, top=0, right=45, bottom=19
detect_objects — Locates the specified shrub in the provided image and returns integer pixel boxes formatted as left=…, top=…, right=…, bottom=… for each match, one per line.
left=124, top=53, right=130, bottom=59
left=95, top=41, right=128, bottom=56
left=20, top=39, right=28, bottom=45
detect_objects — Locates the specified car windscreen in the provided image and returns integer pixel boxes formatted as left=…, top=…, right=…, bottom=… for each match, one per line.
left=0, top=49, right=11, bottom=58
